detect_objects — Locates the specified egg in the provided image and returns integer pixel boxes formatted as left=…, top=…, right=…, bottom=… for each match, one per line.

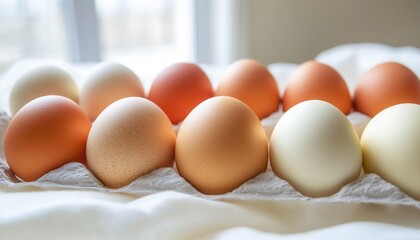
left=354, top=62, right=420, bottom=117
left=87, top=97, right=176, bottom=188
left=4, top=96, right=91, bottom=181
left=9, top=65, right=79, bottom=115
left=283, top=61, right=352, bottom=114
left=148, top=63, right=213, bottom=124
left=80, top=62, right=145, bottom=121
left=176, top=96, right=268, bottom=195
left=215, top=59, right=280, bottom=119
left=270, top=100, right=362, bottom=197
left=361, top=103, right=420, bottom=200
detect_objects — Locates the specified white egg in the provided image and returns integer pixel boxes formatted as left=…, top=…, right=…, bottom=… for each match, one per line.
left=270, top=100, right=362, bottom=197
left=361, top=103, right=420, bottom=200
left=9, top=65, right=79, bottom=115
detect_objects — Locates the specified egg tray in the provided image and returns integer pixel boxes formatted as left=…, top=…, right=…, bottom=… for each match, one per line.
left=0, top=108, right=419, bottom=208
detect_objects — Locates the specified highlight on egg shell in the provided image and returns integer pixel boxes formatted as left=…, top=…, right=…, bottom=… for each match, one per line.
left=80, top=62, right=145, bottom=121
left=354, top=62, right=420, bottom=117
left=176, top=96, right=268, bottom=195
left=148, top=63, right=214, bottom=124
left=282, top=61, right=352, bottom=115
left=270, top=100, right=362, bottom=198
left=361, top=103, right=420, bottom=200
left=86, top=97, right=176, bottom=188
left=9, top=65, right=79, bottom=116
left=215, top=59, right=280, bottom=119
left=4, top=95, right=91, bottom=181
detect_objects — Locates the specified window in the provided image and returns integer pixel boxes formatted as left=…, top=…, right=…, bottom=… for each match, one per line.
left=0, top=0, right=70, bottom=69
left=0, top=0, right=195, bottom=71
left=97, top=0, right=194, bottom=63
left=96, top=0, right=195, bottom=66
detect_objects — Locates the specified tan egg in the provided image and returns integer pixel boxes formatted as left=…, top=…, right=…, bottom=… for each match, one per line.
left=80, top=62, right=145, bottom=121
left=4, top=96, right=91, bottom=181
left=270, top=100, right=362, bottom=197
left=354, top=62, right=420, bottom=117
left=176, top=96, right=268, bottom=195
left=283, top=61, right=352, bottom=114
left=361, top=103, right=420, bottom=200
left=87, top=97, right=176, bottom=188
left=9, top=65, right=79, bottom=115
left=216, top=59, right=280, bottom=119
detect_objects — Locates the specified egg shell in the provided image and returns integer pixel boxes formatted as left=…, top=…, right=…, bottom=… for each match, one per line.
left=176, top=96, right=268, bottom=195
left=283, top=61, right=352, bottom=115
left=80, top=62, right=145, bottom=121
left=87, top=97, right=176, bottom=188
left=215, top=59, right=280, bottom=119
left=361, top=103, right=420, bottom=200
left=354, top=62, right=420, bottom=117
left=4, top=95, right=91, bottom=181
left=9, top=65, right=79, bottom=115
left=148, top=63, right=214, bottom=124
left=270, top=100, right=362, bottom=197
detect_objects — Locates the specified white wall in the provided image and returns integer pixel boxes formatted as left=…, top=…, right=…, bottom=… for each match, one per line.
left=243, top=0, right=420, bottom=64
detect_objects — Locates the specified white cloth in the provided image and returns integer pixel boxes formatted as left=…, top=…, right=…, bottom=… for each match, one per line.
left=1, top=190, right=420, bottom=240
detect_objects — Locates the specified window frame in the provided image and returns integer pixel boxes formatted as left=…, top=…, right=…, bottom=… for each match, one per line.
left=64, top=0, right=101, bottom=62
left=62, top=0, right=250, bottom=64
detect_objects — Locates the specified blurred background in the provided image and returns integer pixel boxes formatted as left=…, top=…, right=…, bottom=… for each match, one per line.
left=0, top=0, right=419, bottom=74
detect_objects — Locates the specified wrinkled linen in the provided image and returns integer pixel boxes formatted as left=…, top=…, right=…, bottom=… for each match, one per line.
left=1, top=190, right=420, bottom=240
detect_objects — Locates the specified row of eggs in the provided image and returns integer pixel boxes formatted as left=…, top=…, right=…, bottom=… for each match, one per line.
left=4, top=95, right=420, bottom=199
left=9, top=59, right=420, bottom=123
left=3, top=59, right=420, bottom=200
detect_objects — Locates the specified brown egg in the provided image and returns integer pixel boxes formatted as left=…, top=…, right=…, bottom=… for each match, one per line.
left=148, top=63, right=214, bottom=124
left=354, top=62, right=420, bottom=117
left=283, top=61, right=352, bottom=114
left=4, top=95, right=91, bottom=181
left=80, top=62, right=145, bottom=121
left=216, top=59, right=280, bottom=119
left=87, top=97, right=176, bottom=188
left=176, top=96, right=268, bottom=195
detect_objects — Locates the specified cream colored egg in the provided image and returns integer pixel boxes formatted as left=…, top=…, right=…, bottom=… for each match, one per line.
left=9, top=65, right=79, bottom=115
left=361, top=103, right=420, bottom=200
left=87, top=97, right=176, bottom=188
left=80, top=62, right=145, bottom=121
left=270, top=100, right=362, bottom=197
left=176, top=96, right=268, bottom=195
